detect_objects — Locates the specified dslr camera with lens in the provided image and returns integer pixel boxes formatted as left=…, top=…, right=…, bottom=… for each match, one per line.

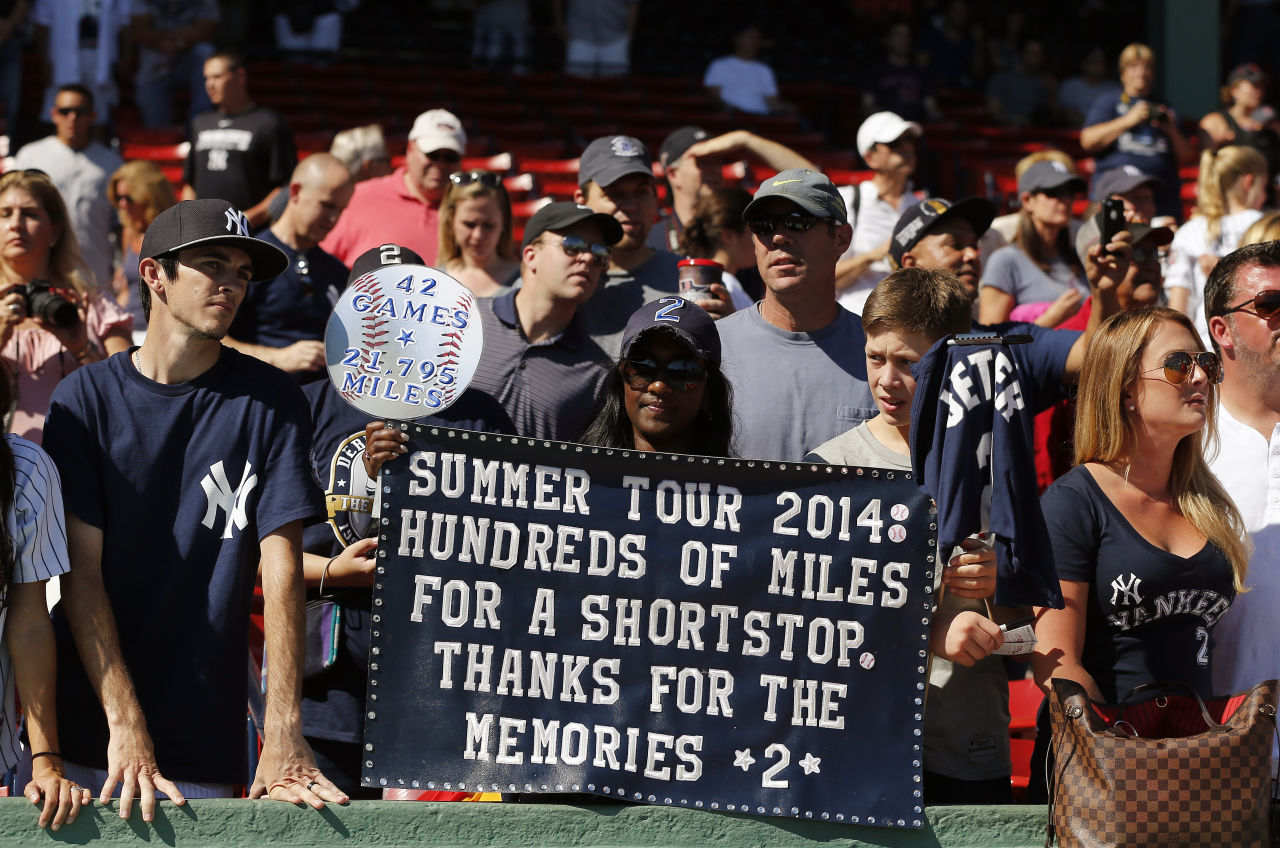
left=18, top=279, right=79, bottom=329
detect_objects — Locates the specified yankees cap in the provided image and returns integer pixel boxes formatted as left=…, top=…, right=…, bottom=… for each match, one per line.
left=347, top=243, right=426, bottom=285
left=141, top=199, right=288, bottom=283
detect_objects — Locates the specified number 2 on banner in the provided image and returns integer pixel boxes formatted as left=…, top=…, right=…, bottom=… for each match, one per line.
left=761, top=743, right=790, bottom=788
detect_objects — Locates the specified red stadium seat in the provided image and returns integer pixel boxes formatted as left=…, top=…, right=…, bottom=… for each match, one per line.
left=120, top=141, right=190, bottom=162
left=1010, top=737, right=1035, bottom=801
left=521, top=158, right=581, bottom=177
left=1008, top=677, right=1043, bottom=737
left=463, top=152, right=514, bottom=173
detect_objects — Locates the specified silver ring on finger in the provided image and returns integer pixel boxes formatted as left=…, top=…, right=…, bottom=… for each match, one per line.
left=7, top=304, right=19, bottom=314
left=307, top=781, right=319, bottom=791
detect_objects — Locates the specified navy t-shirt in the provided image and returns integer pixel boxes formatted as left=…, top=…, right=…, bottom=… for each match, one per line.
left=44, top=347, right=323, bottom=783
left=229, top=229, right=348, bottom=357
left=1040, top=466, right=1236, bottom=702
left=973, top=321, right=1077, bottom=415
left=1083, top=91, right=1182, bottom=219
left=300, top=380, right=514, bottom=743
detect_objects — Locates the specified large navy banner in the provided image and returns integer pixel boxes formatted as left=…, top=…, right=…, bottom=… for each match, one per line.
left=364, top=426, right=937, bottom=829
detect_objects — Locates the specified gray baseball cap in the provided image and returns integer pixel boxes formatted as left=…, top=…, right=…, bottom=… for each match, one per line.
left=743, top=169, right=848, bottom=224
left=578, top=135, right=653, bottom=189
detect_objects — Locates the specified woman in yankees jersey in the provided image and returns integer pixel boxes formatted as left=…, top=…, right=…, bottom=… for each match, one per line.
left=1027, top=306, right=1249, bottom=801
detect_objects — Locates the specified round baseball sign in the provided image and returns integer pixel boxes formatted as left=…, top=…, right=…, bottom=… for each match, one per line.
left=325, top=264, right=484, bottom=420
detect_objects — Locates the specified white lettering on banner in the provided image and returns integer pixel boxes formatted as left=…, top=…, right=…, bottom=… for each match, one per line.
left=408, top=452, right=589, bottom=513
left=436, top=644, right=621, bottom=705
left=758, top=674, right=848, bottom=729
left=398, top=509, right=646, bottom=578
left=463, top=711, right=703, bottom=780
left=767, top=552, right=911, bottom=608
left=624, top=476, right=742, bottom=531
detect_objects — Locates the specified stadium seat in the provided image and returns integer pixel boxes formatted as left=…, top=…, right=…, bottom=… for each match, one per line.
left=1008, top=677, right=1043, bottom=738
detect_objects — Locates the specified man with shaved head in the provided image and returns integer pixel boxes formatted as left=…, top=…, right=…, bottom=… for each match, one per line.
left=226, top=152, right=354, bottom=379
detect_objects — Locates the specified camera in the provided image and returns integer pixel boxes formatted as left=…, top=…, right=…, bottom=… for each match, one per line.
left=18, top=280, right=79, bottom=329
left=1150, top=105, right=1169, bottom=125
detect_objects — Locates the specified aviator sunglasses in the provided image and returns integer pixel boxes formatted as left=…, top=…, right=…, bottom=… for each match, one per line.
left=449, top=170, right=501, bottom=189
left=543, top=234, right=611, bottom=265
left=1220, top=289, right=1280, bottom=321
left=745, top=211, right=823, bottom=237
left=1142, top=350, right=1223, bottom=385
left=622, top=356, right=707, bottom=391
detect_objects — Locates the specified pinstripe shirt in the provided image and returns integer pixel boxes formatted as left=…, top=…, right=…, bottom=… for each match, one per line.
left=468, top=290, right=611, bottom=442
left=0, top=435, right=70, bottom=771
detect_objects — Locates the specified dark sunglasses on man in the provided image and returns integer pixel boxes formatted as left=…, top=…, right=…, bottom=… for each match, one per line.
left=426, top=149, right=461, bottom=164
left=1219, top=289, right=1280, bottom=321
left=55, top=106, right=91, bottom=117
left=541, top=234, right=611, bottom=265
left=745, top=211, right=824, bottom=237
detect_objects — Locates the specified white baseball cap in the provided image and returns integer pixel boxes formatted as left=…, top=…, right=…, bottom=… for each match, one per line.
left=409, top=109, right=467, bottom=155
left=856, top=111, right=922, bottom=158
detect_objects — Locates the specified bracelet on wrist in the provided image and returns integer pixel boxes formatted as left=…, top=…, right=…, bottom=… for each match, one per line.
left=30, top=751, right=61, bottom=761
left=319, top=555, right=337, bottom=595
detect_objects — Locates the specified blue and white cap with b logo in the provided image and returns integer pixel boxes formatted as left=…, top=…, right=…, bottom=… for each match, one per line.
left=140, top=198, right=288, bottom=282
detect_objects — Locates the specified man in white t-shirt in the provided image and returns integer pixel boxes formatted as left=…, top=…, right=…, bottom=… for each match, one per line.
left=1204, top=242, right=1280, bottom=696
left=703, top=24, right=792, bottom=116
left=835, top=112, right=924, bottom=314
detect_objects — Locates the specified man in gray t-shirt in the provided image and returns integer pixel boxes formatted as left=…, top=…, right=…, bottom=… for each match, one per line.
left=717, top=168, right=877, bottom=461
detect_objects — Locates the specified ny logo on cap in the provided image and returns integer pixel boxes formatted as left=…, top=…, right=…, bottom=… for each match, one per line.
left=224, top=208, right=250, bottom=236
left=1049, top=161, right=1068, bottom=174
left=1122, top=165, right=1142, bottom=177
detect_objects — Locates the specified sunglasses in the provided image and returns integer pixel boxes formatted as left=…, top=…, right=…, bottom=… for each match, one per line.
left=622, top=356, right=707, bottom=391
left=745, top=211, right=824, bottom=237
left=426, top=150, right=462, bottom=164
left=1220, top=288, right=1280, bottom=321
left=450, top=170, right=500, bottom=188
left=1142, top=350, right=1223, bottom=385
left=55, top=106, right=91, bottom=117
left=543, top=234, right=611, bottom=265
left=1036, top=186, right=1079, bottom=200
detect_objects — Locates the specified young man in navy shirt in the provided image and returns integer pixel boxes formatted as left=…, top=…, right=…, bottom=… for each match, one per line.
left=43, top=199, right=347, bottom=820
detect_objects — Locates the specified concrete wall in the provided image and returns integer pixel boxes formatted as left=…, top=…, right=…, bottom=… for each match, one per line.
left=0, top=800, right=1049, bottom=847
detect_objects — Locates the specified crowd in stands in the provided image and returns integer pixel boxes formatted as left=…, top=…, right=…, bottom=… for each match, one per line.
left=0, top=0, right=1278, bottom=833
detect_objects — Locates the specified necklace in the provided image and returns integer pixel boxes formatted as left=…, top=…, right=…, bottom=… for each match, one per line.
left=133, top=349, right=144, bottom=376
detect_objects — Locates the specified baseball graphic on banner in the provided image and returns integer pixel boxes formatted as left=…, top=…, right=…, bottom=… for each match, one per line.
left=325, top=263, right=484, bottom=420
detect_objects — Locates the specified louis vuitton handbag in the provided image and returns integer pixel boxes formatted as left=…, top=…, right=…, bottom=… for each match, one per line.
left=1046, top=677, right=1279, bottom=847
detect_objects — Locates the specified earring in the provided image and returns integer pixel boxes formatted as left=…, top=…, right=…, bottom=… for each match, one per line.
left=1128, top=404, right=1135, bottom=413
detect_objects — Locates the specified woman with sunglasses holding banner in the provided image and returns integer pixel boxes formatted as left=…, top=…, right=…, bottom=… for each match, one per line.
left=0, top=171, right=132, bottom=443
left=1026, top=305, right=1250, bottom=801
left=581, top=297, right=734, bottom=456
left=436, top=169, right=520, bottom=297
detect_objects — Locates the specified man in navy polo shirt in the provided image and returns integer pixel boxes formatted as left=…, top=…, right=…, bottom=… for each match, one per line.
left=43, top=199, right=346, bottom=820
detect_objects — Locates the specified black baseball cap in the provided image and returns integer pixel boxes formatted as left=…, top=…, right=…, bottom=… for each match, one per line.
left=743, top=169, right=848, bottom=224
left=620, top=297, right=721, bottom=366
left=890, top=197, right=996, bottom=265
left=659, top=126, right=709, bottom=168
left=520, top=201, right=623, bottom=249
left=141, top=198, right=288, bottom=282
left=347, top=243, right=425, bottom=285
left=579, top=135, right=653, bottom=189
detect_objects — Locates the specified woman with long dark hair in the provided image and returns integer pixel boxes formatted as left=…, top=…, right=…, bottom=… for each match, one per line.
left=581, top=297, right=734, bottom=456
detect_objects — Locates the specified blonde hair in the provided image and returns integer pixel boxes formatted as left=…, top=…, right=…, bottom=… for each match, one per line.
left=1073, top=306, right=1250, bottom=590
left=107, top=160, right=177, bottom=232
left=1194, top=145, right=1267, bottom=244
left=1118, top=43, right=1153, bottom=72
left=437, top=172, right=514, bottom=264
left=330, top=124, right=388, bottom=175
left=1240, top=210, right=1280, bottom=247
left=0, top=170, right=92, bottom=293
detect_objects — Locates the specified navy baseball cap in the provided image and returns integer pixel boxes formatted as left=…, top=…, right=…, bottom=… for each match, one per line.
left=620, top=297, right=721, bottom=366
left=141, top=199, right=287, bottom=282
left=743, top=169, right=848, bottom=224
left=347, top=243, right=425, bottom=285
left=890, top=197, right=996, bottom=265
left=579, top=135, right=653, bottom=189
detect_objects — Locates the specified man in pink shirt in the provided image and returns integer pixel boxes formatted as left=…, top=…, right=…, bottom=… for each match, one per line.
left=320, top=108, right=464, bottom=266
